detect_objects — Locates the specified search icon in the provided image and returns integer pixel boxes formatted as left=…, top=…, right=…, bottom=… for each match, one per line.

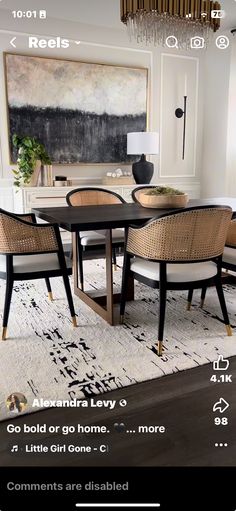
left=165, top=35, right=178, bottom=48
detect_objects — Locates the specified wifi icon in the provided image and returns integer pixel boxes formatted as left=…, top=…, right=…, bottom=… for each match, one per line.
left=201, top=12, right=207, bottom=17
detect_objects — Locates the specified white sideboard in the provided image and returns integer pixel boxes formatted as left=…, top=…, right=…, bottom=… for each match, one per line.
left=13, top=182, right=201, bottom=213
left=13, top=184, right=135, bottom=212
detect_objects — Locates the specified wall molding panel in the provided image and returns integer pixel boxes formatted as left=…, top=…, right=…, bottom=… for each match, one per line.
left=160, top=53, right=199, bottom=179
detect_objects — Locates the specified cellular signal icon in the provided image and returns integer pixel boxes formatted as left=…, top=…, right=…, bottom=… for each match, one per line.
left=186, top=13, right=192, bottom=18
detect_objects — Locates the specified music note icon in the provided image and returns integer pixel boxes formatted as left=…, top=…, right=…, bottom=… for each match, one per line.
left=11, top=445, right=18, bottom=453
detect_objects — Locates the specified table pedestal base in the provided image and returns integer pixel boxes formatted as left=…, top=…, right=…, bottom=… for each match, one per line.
left=72, top=231, right=134, bottom=326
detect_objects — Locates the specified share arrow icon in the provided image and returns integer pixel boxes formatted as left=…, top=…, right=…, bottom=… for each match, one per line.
left=213, top=398, right=230, bottom=414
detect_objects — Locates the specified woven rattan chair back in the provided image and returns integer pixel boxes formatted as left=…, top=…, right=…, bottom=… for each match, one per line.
left=0, top=210, right=58, bottom=255
left=226, top=219, right=236, bottom=248
left=67, top=187, right=125, bottom=207
left=132, top=186, right=156, bottom=203
left=127, top=207, right=232, bottom=262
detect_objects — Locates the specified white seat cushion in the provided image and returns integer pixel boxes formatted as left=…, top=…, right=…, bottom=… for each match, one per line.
left=130, top=258, right=218, bottom=283
left=0, top=254, right=72, bottom=274
left=80, top=229, right=124, bottom=247
left=223, top=246, right=236, bottom=267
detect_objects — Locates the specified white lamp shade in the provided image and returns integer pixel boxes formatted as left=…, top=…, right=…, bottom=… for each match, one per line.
left=127, top=132, right=159, bottom=155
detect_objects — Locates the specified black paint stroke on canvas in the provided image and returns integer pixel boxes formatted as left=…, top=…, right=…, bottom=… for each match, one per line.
left=9, top=106, right=146, bottom=164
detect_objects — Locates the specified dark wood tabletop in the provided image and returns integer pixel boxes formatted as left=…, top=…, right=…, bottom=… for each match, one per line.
left=32, top=198, right=236, bottom=232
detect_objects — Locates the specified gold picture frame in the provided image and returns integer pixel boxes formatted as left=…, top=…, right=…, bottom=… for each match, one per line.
left=4, top=52, right=149, bottom=165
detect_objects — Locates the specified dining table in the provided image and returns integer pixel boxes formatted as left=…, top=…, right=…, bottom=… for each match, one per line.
left=33, top=197, right=236, bottom=326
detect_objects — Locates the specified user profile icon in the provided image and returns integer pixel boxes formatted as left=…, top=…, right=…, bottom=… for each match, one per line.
left=6, top=393, right=27, bottom=414
left=190, top=36, right=205, bottom=49
left=216, top=35, right=229, bottom=49
left=165, top=35, right=178, bottom=48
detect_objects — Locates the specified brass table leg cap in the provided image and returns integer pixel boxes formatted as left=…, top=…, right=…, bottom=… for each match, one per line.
left=200, top=299, right=205, bottom=309
left=72, top=316, right=78, bottom=328
left=48, top=292, right=54, bottom=301
left=120, top=315, right=124, bottom=324
left=158, top=341, right=163, bottom=357
left=186, top=302, right=191, bottom=311
left=2, top=327, right=7, bottom=341
left=226, top=324, right=232, bottom=336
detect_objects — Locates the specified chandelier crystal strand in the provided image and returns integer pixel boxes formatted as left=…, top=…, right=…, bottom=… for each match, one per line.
left=121, top=0, right=220, bottom=49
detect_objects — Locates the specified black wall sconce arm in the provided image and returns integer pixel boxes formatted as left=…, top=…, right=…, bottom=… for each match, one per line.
left=175, top=96, right=187, bottom=160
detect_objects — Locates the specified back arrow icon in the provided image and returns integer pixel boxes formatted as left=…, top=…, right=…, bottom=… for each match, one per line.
left=10, top=37, right=16, bottom=48
left=213, top=398, right=229, bottom=414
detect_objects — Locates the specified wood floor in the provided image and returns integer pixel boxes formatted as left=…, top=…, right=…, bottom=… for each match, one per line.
left=1, top=356, right=236, bottom=467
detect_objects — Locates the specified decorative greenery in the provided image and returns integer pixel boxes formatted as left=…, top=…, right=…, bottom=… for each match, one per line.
left=145, top=186, right=185, bottom=196
left=12, top=135, right=51, bottom=187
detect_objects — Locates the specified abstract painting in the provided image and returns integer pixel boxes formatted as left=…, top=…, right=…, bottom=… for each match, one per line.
left=5, top=53, right=148, bottom=164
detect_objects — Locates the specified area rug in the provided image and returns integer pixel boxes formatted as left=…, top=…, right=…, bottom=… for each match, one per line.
left=0, top=257, right=236, bottom=421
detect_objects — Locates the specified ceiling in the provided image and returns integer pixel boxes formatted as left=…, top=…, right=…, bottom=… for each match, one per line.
left=0, top=0, right=235, bottom=30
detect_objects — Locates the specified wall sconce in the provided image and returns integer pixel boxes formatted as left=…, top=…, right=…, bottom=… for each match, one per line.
left=175, top=75, right=188, bottom=160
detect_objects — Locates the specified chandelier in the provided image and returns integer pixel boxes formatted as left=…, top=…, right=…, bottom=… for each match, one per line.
left=120, top=0, right=221, bottom=49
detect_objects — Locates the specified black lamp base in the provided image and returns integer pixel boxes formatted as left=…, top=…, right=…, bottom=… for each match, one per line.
left=132, top=154, right=154, bottom=184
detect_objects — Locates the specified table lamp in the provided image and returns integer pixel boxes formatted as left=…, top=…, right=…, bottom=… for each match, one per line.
left=127, top=131, right=159, bottom=184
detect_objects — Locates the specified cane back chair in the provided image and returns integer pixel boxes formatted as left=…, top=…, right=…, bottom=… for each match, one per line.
left=120, top=205, right=233, bottom=356
left=0, top=209, right=77, bottom=340
left=66, top=187, right=125, bottom=291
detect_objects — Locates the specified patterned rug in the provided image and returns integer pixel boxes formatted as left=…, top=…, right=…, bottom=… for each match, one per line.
left=0, top=258, right=236, bottom=421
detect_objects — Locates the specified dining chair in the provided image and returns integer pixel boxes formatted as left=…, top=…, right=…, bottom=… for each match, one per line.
left=132, top=185, right=156, bottom=203
left=191, top=218, right=236, bottom=310
left=66, top=187, right=126, bottom=291
left=120, top=206, right=233, bottom=356
left=0, top=209, right=77, bottom=341
left=222, top=219, right=236, bottom=271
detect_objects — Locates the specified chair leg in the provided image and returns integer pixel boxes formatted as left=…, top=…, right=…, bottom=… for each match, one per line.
left=120, top=253, right=131, bottom=323
left=45, top=278, right=53, bottom=301
left=200, top=287, right=207, bottom=308
left=57, top=250, right=78, bottom=327
left=78, top=239, right=84, bottom=291
left=2, top=278, right=14, bottom=340
left=215, top=279, right=232, bottom=336
left=187, top=289, right=193, bottom=311
left=112, top=247, right=117, bottom=271
left=158, top=282, right=167, bottom=357
left=61, top=270, right=77, bottom=327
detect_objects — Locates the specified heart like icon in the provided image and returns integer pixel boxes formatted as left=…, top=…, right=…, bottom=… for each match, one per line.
left=114, top=423, right=126, bottom=433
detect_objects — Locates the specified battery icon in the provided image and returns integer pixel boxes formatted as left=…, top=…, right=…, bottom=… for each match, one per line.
left=39, top=10, right=47, bottom=19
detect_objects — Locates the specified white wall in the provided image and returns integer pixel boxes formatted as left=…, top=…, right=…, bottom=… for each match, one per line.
left=201, top=37, right=232, bottom=198
left=226, top=36, right=236, bottom=196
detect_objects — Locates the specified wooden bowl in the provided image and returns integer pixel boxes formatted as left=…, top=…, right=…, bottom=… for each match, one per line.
left=139, top=192, right=189, bottom=209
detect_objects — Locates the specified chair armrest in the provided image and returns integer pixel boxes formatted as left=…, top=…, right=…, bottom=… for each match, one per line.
left=126, top=221, right=162, bottom=260
left=226, top=220, right=236, bottom=248
left=0, top=214, right=60, bottom=254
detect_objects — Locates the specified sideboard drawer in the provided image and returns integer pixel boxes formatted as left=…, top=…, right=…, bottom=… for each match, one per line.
left=24, top=190, right=68, bottom=209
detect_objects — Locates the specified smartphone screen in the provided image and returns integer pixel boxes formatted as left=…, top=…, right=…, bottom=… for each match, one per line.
left=0, top=1, right=236, bottom=509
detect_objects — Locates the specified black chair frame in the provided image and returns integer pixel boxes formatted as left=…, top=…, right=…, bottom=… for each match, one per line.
left=120, top=205, right=232, bottom=356
left=66, top=187, right=126, bottom=291
left=0, top=210, right=76, bottom=340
